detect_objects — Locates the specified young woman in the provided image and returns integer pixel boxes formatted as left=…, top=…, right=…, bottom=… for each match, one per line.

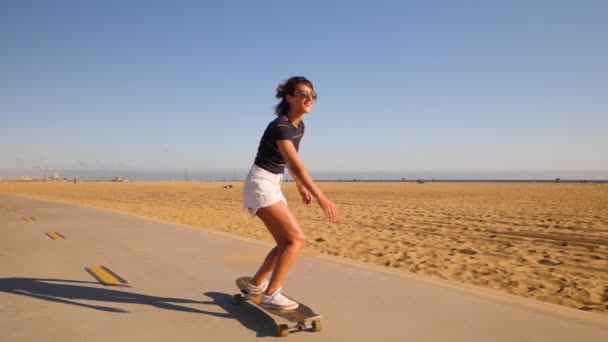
left=242, top=76, right=338, bottom=310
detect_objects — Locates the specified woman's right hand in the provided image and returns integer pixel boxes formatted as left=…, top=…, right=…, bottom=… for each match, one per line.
left=317, top=194, right=338, bottom=222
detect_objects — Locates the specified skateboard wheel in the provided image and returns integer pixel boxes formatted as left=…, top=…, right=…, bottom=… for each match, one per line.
left=312, top=319, right=322, bottom=332
left=277, top=324, right=289, bottom=337
left=232, top=294, right=243, bottom=304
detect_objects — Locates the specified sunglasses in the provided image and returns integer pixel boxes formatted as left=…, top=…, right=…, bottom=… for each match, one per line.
left=296, top=90, right=318, bottom=101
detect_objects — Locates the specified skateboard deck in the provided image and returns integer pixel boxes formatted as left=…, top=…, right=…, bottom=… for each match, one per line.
left=234, top=276, right=322, bottom=337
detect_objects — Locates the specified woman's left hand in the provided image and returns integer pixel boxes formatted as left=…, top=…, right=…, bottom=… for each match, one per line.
left=297, top=183, right=312, bottom=205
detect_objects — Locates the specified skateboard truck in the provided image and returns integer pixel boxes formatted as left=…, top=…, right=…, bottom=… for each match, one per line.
left=277, top=317, right=322, bottom=337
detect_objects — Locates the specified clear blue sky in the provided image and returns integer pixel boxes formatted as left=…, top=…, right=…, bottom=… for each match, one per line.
left=1, top=0, right=607, bottom=180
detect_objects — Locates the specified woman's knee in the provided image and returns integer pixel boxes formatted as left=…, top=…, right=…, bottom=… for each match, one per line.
left=281, top=232, right=306, bottom=250
left=294, top=232, right=306, bottom=249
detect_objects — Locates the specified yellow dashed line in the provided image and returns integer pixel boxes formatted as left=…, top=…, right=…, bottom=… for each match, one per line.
left=45, top=232, right=66, bottom=240
left=85, top=266, right=128, bottom=286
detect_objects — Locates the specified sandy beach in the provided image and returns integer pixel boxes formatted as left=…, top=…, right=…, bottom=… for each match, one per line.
left=1, top=181, right=607, bottom=314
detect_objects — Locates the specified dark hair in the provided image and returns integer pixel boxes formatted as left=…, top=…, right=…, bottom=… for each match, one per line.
left=274, top=76, right=314, bottom=116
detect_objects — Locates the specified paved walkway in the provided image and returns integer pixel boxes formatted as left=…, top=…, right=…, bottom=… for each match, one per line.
left=1, top=194, right=607, bottom=341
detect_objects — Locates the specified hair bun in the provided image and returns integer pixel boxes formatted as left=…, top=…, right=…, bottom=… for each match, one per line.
left=275, top=84, right=286, bottom=99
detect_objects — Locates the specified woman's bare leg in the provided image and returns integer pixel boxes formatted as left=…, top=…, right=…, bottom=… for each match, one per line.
left=250, top=246, right=278, bottom=286
left=252, top=201, right=305, bottom=294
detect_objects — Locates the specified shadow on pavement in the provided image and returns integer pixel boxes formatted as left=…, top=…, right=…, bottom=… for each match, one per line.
left=204, top=291, right=277, bottom=337
left=0, top=277, right=230, bottom=318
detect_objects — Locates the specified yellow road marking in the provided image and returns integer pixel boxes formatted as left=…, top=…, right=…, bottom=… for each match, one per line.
left=45, top=232, right=65, bottom=240
left=85, top=266, right=128, bottom=286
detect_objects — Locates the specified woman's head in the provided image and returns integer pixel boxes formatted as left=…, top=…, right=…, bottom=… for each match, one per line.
left=275, top=76, right=317, bottom=116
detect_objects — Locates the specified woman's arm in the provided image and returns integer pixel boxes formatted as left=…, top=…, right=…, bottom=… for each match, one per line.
left=286, top=163, right=312, bottom=205
left=278, top=140, right=337, bottom=222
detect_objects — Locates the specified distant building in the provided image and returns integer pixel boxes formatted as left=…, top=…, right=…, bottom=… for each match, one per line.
left=45, top=171, right=67, bottom=182
left=112, top=176, right=130, bottom=182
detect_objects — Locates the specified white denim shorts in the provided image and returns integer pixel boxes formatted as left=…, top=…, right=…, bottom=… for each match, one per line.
left=243, top=164, right=287, bottom=216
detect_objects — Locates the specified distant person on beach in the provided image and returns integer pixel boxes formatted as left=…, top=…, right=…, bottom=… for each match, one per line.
left=242, top=76, right=338, bottom=310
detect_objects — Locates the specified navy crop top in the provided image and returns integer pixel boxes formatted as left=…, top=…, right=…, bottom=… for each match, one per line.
left=253, top=115, right=305, bottom=174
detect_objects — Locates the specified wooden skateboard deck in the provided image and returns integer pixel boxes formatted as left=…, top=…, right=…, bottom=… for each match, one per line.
left=234, top=276, right=322, bottom=337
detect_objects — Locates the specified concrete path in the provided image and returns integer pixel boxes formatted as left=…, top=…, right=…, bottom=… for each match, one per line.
left=1, top=194, right=607, bottom=341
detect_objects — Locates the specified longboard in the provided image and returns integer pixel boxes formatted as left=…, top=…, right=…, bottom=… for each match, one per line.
left=234, top=276, right=322, bottom=337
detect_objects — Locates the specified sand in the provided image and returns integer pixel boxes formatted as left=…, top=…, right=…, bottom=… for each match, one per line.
left=1, top=181, right=607, bottom=314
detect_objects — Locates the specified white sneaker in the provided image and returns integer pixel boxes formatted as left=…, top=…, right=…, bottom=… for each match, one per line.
left=246, top=279, right=269, bottom=296
left=261, top=288, right=299, bottom=311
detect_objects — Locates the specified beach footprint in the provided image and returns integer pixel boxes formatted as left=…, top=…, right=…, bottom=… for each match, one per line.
left=458, top=248, right=477, bottom=255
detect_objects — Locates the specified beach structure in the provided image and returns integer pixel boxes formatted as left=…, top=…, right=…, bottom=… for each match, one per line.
left=45, top=172, right=67, bottom=182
